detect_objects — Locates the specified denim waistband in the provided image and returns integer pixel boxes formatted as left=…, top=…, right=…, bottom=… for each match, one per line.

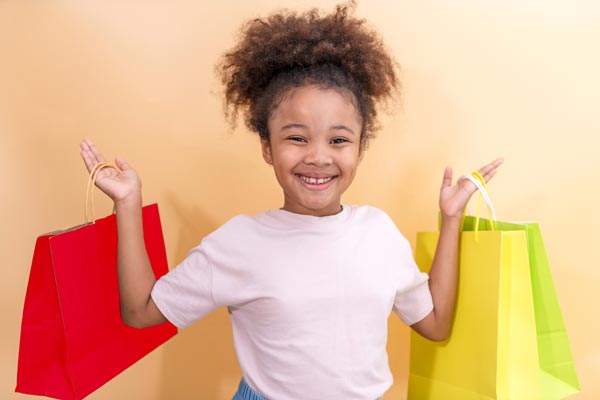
left=232, top=378, right=268, bottom=400
left=232, top=377, right=382, bottom=400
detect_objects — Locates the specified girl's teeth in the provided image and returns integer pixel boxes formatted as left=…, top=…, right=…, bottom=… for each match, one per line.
left=300, top=175, right=332, bottom=184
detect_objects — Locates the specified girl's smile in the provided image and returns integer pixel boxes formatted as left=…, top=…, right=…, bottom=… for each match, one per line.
left=262, top=85, right=364, bottom=217
left=296, top=173, right=336, bottom=187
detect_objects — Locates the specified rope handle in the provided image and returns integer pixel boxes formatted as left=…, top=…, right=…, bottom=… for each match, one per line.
left=459, top=171, right=497, bottom=238
left=85, top=162, right=121, bottom=224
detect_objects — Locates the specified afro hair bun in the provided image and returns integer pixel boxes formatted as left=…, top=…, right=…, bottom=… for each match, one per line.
left=217, top=1, right=399, bottom=148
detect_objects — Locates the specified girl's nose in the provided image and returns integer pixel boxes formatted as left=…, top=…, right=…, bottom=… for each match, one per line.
left=303, top=142, right=333, bottom=166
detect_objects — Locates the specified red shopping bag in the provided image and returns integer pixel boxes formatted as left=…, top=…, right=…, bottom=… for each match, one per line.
left=16, top=164, right=177, bottom=399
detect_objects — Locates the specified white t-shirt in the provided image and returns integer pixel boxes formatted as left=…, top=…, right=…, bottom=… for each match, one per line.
left=151, top=205, right=433, bottom=400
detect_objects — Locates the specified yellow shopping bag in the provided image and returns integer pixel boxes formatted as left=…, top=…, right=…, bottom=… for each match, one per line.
left=407, top=175, right=579, bottom=400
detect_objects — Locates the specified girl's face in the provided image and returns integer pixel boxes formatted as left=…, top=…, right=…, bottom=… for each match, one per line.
left=262, top=85, right=364, bottom=217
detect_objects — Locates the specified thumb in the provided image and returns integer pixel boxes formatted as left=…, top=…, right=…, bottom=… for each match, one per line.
left=114, top=157, right=133, bottom=171
left=441, top=166, right=453, bottom=189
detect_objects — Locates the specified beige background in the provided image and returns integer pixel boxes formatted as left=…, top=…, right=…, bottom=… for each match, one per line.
left=1, top=1, right=598, bottom=399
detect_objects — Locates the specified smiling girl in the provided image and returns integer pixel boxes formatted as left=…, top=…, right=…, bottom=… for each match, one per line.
left=80, top=3, right=501, bottom=399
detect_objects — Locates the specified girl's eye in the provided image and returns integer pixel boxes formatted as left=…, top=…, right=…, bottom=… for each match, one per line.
left=288, top=136, right=306, bottom=143
left=330, top=137, right=349, bottom=144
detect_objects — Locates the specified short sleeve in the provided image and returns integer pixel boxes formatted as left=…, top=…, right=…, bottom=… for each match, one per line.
left=391, top=235, right=434, bottom=326
left=392, top=271, right=433, bottom=326
left=151, top=244, right=219, bottom=329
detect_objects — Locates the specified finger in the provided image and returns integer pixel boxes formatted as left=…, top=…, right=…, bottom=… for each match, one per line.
left=478, top=157, right=504, bottom=182
left=441, top=166, right=453, bottom=189
left=80, top=149, right=95, bottom=173
left=87, top=140, right=107, bottom=164
left=80, top=139, right=101, bottom=167
left=81, top=139, right=106, bottom=166
left=80, top=140, right=102, bottom=172
left=486, top=168, right=498, bottom=181
left=115, top=157, right=131, bottom=171
left=478, top=157, right=503, bottom=176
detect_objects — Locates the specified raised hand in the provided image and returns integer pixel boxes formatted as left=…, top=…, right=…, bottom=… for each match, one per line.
left=439, top=158, right=504, bottom=220
left=80, top=139, right=141, bottom=204
left=410, top=157, right=504, bottom=341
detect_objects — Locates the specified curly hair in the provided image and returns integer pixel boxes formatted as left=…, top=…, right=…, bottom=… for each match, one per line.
left=216, top=1, right=399, bottom=149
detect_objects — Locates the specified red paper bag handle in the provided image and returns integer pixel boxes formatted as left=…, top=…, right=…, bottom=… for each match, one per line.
left=85, top=162, right=121, bottom=224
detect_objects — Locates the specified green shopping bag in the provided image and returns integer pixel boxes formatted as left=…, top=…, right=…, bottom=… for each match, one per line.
left=462, top=216, right=580, bottom=398
left=408, top=174, right=579, bottom=399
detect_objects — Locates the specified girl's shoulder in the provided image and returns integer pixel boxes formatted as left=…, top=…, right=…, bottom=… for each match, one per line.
left=209, top=213, right=261, bottom=236
left=348, top=204, right=395, bottom=224
left=349, top=205, right=410, bottom=241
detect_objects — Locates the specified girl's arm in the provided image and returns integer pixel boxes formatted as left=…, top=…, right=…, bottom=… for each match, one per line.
left=410, top=159, right=503, bottom=341
left=80, top=140, right=167, bottom=328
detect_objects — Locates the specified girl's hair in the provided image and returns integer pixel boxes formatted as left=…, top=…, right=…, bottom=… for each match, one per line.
left=217, top=1, right=399, bottom=149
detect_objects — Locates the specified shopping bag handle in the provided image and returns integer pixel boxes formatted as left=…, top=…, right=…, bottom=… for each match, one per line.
left=458, top=171, right=497, bottom=234
left=85, top=162, right=121, bottom=224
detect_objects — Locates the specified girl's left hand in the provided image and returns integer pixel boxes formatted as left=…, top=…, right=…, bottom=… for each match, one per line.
left=439, top=158, right=504, bottom=220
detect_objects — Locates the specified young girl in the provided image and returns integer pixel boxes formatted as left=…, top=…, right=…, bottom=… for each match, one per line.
left=80, top=3, right=502, bottom=400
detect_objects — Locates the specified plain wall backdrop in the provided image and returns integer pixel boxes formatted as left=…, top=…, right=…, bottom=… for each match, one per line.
left=1, top=1, right=598, bottom=398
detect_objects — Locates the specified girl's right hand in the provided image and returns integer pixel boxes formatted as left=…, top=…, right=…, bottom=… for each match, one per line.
left=80, top=139, right=142, bottom=205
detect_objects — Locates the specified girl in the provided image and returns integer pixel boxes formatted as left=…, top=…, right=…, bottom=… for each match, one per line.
left=80, top=3, right=502, bottom=399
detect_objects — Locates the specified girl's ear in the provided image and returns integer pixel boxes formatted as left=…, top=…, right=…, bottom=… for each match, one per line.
left=357, top=146, right=366, bottom=164
left=261, top=138, right=273, bottom=165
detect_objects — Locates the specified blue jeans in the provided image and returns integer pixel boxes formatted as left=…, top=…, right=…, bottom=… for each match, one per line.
left=232, top=378, right=268, bottom=400
left=232, top=377, right=382, bottom=400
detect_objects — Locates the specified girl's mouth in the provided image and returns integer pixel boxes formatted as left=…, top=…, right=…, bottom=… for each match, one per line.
left=296, top=174, right=337, bottom=187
